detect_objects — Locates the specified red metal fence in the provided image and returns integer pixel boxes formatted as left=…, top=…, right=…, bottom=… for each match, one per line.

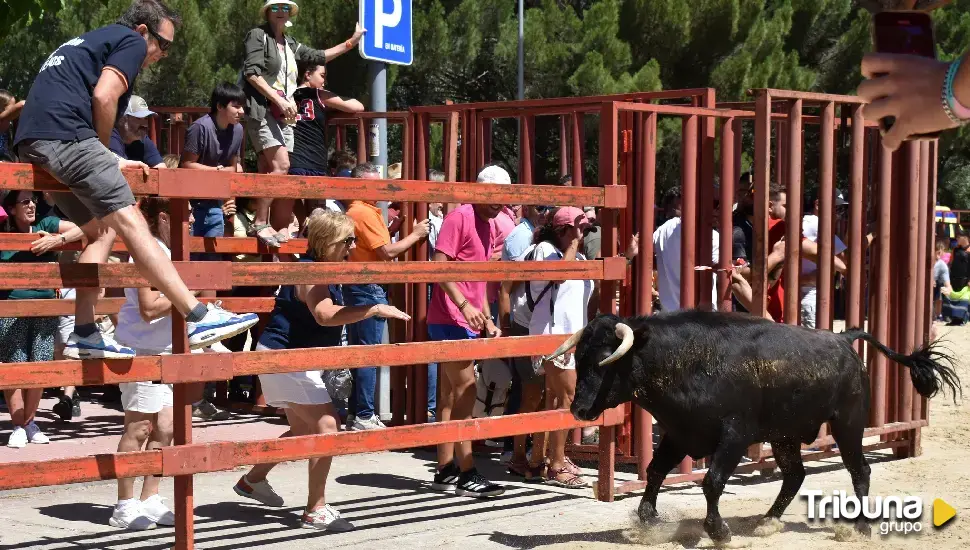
left=0, top=87, right=939, bottom=548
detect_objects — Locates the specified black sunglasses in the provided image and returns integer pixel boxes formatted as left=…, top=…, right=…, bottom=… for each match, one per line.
left=148, top=27, right=172, bottom=52
left=335, top=236, right=357, bottom=247
left=17, top=197, right=36, bottom=206
left=270, top=4, right=292, bottom=13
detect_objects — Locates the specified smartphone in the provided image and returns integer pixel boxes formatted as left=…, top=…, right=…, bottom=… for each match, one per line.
left=870, top=11, right=940, bottom=138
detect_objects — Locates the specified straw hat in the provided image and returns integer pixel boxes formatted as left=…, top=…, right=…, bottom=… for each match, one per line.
left=261, top=0, right=299, bottom=19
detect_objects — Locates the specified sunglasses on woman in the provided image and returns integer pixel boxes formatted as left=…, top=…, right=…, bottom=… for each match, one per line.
left=270, top=5, right=292, bottom=13
left=148, top=27, right=172, bottom=52
left=335, top=236, right=357, bottom=247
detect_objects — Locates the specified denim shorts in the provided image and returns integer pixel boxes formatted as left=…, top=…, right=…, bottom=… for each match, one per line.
left=16, top=137, right=136, bottom=226
left=191, top=201, right=225, bottom=261
left=428, top=324, right=479, bottom=341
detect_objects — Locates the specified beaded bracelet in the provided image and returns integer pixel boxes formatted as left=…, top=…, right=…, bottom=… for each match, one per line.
left=943, top=57, right=970, bottom=125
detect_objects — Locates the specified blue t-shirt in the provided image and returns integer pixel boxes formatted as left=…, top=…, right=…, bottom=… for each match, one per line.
left=109, top=129, right=163, bottom=166
left=14, top=25, right=146, bottom=146
left=502, top=218, right=535, bottom=261
left=182, top=114, right=242, bottom=168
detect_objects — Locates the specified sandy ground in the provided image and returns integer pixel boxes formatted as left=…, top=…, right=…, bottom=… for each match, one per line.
left=0, top=324, right=966, bottom=549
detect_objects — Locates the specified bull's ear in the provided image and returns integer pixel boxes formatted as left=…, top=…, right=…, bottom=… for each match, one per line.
left=633, top=325, right=649, bottom=342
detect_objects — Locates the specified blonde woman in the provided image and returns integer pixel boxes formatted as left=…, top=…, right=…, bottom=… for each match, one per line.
left=233, top=211, right=409, bottom=531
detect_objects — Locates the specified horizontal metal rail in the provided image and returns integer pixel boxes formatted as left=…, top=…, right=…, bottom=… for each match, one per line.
left=0, top=297, right=273, bottom=318
left=410, top=89, right=714, bottom=114
left=0, top=164, right=627, bottom=207
left=0, top=258, right=627, bottom=290
left=0, top=335, right=571, bottom=389
left=0, top=408, right=623, bottom=491
left=0, top=234, right=309, bottom=255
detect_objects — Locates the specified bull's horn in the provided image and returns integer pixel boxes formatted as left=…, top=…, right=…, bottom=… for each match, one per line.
left=544, top=327, right=585, bottom=363
left=599, top=323, right=634, bottom=366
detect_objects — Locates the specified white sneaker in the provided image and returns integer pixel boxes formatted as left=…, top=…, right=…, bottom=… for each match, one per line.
left=140, top=494, right=175, bottom=526
left=350, top=415, right=387, bottom=431
left=187, top=303, right=259, bottom=349
left=233, top=475, right=284, bottom=507
left=109, top=500, right=156, bottom=530
left=25, top=422, right=48, bottom=444
left=6, top=426, right=27, bottom=448
left=63, top=331, right=135, bottom=359
left=301, top=504, right=354, bottom=532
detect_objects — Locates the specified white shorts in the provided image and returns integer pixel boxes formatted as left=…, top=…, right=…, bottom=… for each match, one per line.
left=116, top=347, right=201, bottom=413
left=55, top=316, right=75, bottom=348
left=120, top=382, right=173, bottom=414
left=255, top=343, right=332, bottom=408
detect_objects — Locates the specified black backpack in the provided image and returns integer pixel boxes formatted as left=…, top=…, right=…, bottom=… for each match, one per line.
left=523, top=242, right=561, bottom=325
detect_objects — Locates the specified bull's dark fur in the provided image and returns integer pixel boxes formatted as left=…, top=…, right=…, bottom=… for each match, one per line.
left=571, top=311, right=961, bottom=542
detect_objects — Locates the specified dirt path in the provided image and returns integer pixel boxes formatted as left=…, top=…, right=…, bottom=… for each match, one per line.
left=550, top=323, right=970, bottom=550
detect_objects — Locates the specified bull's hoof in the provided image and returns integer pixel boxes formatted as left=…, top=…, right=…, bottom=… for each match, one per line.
left=855, top=521, right=872, bottom=538
left=637, top=500, right=659, bottom=523
left=704, top=517, right=732, bottom=544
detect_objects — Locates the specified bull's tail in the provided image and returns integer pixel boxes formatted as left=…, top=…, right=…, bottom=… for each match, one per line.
left=843, top=328, right=962, bottom=403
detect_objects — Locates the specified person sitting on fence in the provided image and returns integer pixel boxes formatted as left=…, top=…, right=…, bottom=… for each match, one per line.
left=943, top=227, right=970, bottom=325
left=286, top=60, right=363, bottom=234
left=108, top=196, right=198, bottom=531
left=1, top=191, right=84, bottom=447
left=240, top=0, right=364, bottom=249
left=179, top=82, right=245, bottom=261
left=108, top=95, right=165, bottom=168
left=344, top=163, right=429, bottom=430
left=934, top=238, right=952, bottom=322
left=523, top=207, right=594, bottom=489
left=233, top=210, right=409, bottom=532
left=427, top=165, right=508, bottom=499
left=13, top=0, right=258, bottom=360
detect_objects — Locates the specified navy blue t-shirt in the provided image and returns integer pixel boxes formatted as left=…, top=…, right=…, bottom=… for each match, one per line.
left=109, top=129, right=163, bottom=166
left=14, top=25, right=147, bottom=146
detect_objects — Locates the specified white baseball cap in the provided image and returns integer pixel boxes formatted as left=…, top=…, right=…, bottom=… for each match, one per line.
left=124, top=95, right=155, bottom=118
left=476, top=165, right=512, bottom=185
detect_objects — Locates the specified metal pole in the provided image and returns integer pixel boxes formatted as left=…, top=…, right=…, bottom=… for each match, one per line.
left=369, top=60, right=392, bottom=421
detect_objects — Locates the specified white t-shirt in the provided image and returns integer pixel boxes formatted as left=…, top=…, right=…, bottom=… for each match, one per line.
left=652, top=217, right=720, bottom=312
left=325, top=200, right=346, bottom=214
left=526, top=242, right=593, bottom=345
left=801, top=214, right=847, bottom=282
left=429, top=212, right=443, bottom=258
left=116, top=239, right=173, bottom=353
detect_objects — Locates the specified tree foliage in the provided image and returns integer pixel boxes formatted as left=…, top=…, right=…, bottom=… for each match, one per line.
left=2, top=1, right=970, bottom=204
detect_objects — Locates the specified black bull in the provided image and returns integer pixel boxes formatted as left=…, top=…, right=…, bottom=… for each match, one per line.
left=547, top=311, right=961, bottom=543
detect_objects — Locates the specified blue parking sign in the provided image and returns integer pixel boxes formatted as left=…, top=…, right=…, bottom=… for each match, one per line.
left=359, top=0, right=413, bottom=66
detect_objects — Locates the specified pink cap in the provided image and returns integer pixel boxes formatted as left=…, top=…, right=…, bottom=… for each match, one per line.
left=552, top=206, right=591, bottom=230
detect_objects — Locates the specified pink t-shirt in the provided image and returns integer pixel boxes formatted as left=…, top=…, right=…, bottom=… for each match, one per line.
left=428, top=204, right=493, bottom=329
left=486, top=207, right=518, bottom=303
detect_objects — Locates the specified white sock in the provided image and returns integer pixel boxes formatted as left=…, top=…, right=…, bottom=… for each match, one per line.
left=117, top=498, right=137, bottom=508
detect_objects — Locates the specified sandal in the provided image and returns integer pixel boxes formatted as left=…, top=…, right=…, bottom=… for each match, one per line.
left=275, top=229, right=291, bottom=244
left=508, top=460, right=546, bottom=483
left=544, top=465, right=589, bottom=489
left=249, top=224, right=281, bottom=249
left=564, top=457, right=583, bottom=477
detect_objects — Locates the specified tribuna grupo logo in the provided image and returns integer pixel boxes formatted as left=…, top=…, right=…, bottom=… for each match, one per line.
left=801, top=490, right=956, bottom=536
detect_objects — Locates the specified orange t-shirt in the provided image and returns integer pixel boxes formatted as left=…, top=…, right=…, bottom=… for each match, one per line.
left=346, top=201, right=390, bottom=263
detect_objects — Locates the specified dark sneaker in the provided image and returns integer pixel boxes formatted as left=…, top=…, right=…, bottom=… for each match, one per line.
left=431, top=462, right=461, bottom=491
left=53, top=395, right=73, bottom=422
left=192, top=400, right=231, bottom=421
left=301, top=505, right=354, bottom=532
left=455, top=468, right=505, bottom=498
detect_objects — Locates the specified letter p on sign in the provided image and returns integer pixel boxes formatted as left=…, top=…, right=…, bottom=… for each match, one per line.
left=374, top=0, right=402, bottom=50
